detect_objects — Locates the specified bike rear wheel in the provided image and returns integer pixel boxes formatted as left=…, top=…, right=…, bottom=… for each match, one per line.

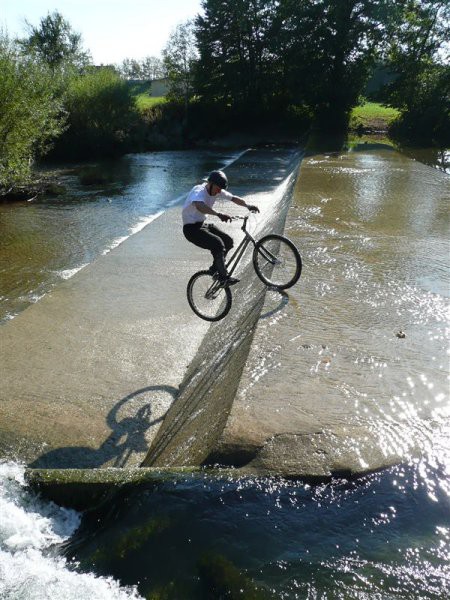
left=187, top=270, right=232, bottom=322
left=253, top=234, right=302, bottom=290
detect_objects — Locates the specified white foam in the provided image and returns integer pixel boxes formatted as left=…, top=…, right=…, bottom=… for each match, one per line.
left=102, top=211, right=164, bottom=256
left=58, top=264, right=89, bottom=280
left=0, top=462, right=143, bottom=600
left=221, top=148, right=250, bottom=169
left=129, top=211, right=164, bottom=235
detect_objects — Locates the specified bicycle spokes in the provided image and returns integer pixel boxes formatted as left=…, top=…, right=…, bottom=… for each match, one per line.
left=253, top=235, right=302, bottom=290
left=187, top=271, right=232, bottom=321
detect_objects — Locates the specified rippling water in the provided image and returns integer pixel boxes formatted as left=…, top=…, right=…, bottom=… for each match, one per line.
left=1, top=453, right=449, bottom=599
left=1, top=145, right=449, bottom=598
left=237, top=147, right=450, bottom=473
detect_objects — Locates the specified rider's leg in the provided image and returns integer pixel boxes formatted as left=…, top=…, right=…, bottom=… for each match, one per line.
left=205, top=224, right=234, bottom=256
left=212, top=250, right=228, bottom=278
left=183, top=223, right=228, bottom=277
left=204, top=224, right=234, bottom=274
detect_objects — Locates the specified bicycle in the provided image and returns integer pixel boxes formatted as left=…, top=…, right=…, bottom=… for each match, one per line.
left=186, top=216, right=302, bottom=321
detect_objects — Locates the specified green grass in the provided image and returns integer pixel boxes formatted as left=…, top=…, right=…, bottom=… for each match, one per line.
left=350, top=102, right=399, bottom=131
left=135, top=94, right=167, bottom=110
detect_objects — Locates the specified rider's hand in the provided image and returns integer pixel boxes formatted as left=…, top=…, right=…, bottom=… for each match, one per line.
left=218, top=213, right=232, bottom=222
left=247, top=205, right=260, bottom=213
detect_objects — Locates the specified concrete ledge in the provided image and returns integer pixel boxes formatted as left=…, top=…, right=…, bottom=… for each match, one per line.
left=25, top=466, right=244, bottom=510
left=1, top=148, right=302, bottom=470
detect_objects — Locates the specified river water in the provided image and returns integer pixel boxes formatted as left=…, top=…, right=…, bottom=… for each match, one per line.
left=0, top=145, right=449, bottom=598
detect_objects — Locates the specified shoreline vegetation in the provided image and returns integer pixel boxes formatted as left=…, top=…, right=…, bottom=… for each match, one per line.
left=1, top=3, right=448, bottom=200
left=0, top=98, right=445, bottom=203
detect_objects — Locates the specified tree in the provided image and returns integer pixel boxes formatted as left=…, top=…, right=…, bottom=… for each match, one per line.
left=119, top=56, right=166, bottom=80
left=17, top=10, right=91, bottom=71
left=382, top=0, right=450, bottom=144
left=141, top=56, right=166, bottom=80
left=278, top=0, right=392, bottom=131
left=119, top=57, right=143, bottom=79
left=50, top=67, right=137, bottom=159
left=0, top=33, right=65, bottom=189
left=195, top=0, right=279, bottom=111
left=195, top=0, right=392, bottom=132
left=163, top=20, right=198, bottom=109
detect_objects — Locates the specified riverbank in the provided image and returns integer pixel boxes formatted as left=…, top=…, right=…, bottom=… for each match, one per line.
left=0, top=173, right=66, bottom=202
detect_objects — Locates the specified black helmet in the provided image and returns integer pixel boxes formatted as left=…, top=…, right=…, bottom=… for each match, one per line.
left=207, top=170, right=228, bottom=189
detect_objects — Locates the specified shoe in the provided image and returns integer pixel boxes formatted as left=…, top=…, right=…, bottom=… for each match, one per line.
left=207, top=265, right=217, bottom=275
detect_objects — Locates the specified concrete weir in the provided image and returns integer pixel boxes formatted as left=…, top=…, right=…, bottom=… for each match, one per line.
left=1, top=148, right=304, bottom=496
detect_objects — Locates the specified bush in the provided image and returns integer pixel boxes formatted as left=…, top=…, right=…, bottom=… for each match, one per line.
left=50, top=67, right=138, bottom=159
left=0, top=36, right=64, bottom=190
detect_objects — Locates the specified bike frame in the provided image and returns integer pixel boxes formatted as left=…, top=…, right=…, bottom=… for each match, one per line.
left=204, top=216, right=281, bottom=300
left=225, top=216, right=256, bottom=277
left=225, top=216, right=280, bottom=277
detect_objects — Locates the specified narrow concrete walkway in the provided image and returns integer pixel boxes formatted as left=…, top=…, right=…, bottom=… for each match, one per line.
left=0, top=207, right=212, bottom=467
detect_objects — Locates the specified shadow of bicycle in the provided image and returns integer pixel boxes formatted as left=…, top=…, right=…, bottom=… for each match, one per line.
left=259, top=290, right=290, bottom=320
left=29, top=385, right=177, bottom=469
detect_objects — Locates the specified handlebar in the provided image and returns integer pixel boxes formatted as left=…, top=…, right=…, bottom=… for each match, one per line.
left=231, top=215, right=249, bottom=231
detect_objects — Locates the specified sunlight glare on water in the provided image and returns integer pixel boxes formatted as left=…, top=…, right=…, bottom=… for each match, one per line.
left=236, top=147, right=450, bottom=472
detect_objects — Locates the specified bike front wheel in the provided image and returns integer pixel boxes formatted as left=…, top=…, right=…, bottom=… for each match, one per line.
left=187, top=270, right=232, bottom=322
left=253, top=234, right=302, bottom=290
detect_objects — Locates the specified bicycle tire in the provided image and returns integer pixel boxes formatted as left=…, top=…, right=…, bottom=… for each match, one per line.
left=253, top=234, right=302, bottom=290
left=187, top=270, right=232, bottom=322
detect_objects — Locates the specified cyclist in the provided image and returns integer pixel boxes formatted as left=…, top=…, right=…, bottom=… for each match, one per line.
left=182, top=170, right=259, bottom=285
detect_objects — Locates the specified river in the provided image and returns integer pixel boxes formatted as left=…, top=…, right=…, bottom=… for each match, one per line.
left=0, top=144, right=449, bottom=598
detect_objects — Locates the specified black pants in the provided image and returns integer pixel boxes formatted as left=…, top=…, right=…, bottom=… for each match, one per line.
left=183, top=222, right=234, bottom=277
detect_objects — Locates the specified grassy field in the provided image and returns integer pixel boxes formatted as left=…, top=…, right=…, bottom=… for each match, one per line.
left=350, top=102, right=399, bottom=131
left=126, top=81, right=167, bottom=111
left=135, top=94, right=167, bottom=110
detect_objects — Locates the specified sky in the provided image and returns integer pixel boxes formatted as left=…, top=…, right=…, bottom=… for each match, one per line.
left=1, top=0, right=203, bottom=64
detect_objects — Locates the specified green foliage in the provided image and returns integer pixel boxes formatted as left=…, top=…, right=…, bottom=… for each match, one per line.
left=50, top=67, right=138, bottom=159
left=135, top=95, right=167, bottom=111
left=282, top=0, right=391, bottom=130
left=381, top=1, right=450, bottom=145
left=163, top=20, right=198, bottom=108
left=17, top=10, right=91, bottom=72
left=195, top=0, right=392, bottom=133
left=195, top=0, right=279, bottom=109
left=0, top=35, right=65, bottom=190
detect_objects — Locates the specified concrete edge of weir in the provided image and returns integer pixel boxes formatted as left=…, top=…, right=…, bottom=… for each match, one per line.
left=25, top=459, right=402, bottom=511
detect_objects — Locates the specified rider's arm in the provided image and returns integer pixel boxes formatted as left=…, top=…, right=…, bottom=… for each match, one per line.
left=193, top=201, right=231, bottom=222
left=230, top=196, right=260, bottom=213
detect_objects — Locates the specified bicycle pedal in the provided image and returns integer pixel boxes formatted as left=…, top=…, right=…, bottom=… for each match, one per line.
left=223, top=276, right=240, bottom=286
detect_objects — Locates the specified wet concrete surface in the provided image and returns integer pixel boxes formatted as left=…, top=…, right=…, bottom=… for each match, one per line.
left=0, top=206, right=210, bottom=467
left=1, top=147, right=303, bottom=470
left=6, top=145, right=442, bottom=481
left=141, top=166, right=302, bottom=468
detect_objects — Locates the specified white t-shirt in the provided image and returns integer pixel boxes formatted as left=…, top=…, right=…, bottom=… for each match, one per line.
left=182, top=183, right=233, bottom=225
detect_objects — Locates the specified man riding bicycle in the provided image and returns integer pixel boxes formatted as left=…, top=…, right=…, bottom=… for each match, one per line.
left=182, top=170, right=259, bottom=285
